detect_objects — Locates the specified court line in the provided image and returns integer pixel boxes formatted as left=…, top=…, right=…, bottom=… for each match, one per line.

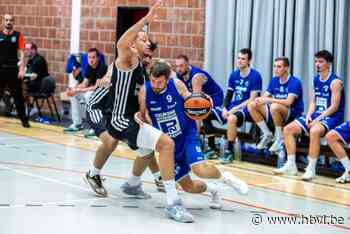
left=0, top=161, right=349, bottom=231
left=1, top=128, right=350, bottom=209
left=0, top=164, right=119, bottom=200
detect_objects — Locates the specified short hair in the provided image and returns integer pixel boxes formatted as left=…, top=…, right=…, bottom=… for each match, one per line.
left=28, top=42, right=37, bottom=51
left=239, top=48, right=252, bottom=60
left=176, top=54, right=189, bottom=63
left=150, top=61, right=171, bottom=79
left=274, top=57, right=290, bottom=67
left=149, top=39, right=158, bottom=52
left=315, top=50, right=334, bottom=63
left=87, top=47, right=99, bottom=56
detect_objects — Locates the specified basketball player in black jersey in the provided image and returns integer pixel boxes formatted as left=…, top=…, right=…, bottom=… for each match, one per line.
left=84, top=0, right=194, bottom=223
left=86, top=40, right=164, bottom=192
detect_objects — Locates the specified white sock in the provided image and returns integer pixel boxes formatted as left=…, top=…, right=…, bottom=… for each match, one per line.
left=287, top=154, right=296, bottom=165
left=339, top=157, right=350, bottom=172
left=307, top=157, right=317, bottom=170
left=152, top=171, right=161, bottom=180
left=275, top=126, right=283, bottom=139
left=127, top=175, right=141, bottom=187
left=205, top=182, right=218, bottom=194
left=163, top=180, right=179, bottom=206
left=257, top=121, right=271, bottom=136
left=89, top=167, right=101, bottom=177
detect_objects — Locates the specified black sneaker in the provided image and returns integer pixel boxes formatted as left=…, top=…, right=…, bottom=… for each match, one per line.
left=21, top=120, right=30, bottom=128
left=83, top=171, right=108, bottom=197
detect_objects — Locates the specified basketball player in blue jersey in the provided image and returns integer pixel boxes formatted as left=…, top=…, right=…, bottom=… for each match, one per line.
left=175, top=54, right=224, bottom=158
left=247, top=57, right=303, bottom=153
left=137, top=61, right=248, bottom=219
left=325, top=121, right=350, bottom=183
left=86, top=40, right=165, bottom=192
left=220, top=48, right=262, bottom=163
left=83, top=1, right=194, bottom=223
left=279, top=50, right=345, bottom=181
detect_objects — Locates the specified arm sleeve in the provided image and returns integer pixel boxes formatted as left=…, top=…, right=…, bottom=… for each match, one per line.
left=223, top=89, right=234, bottom=108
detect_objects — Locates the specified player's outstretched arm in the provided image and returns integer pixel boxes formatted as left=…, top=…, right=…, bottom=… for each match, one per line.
left=117, top=0, right=162, bottom=59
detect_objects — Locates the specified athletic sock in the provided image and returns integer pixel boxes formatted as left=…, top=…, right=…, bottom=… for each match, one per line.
left=163, top=180, right=179, bottom=206
left=152, top=171, right=161, bottom=180
left=89, top=167, right=101, bottom=177
left=127, top=175, right=141, bottom=186
left=339, top=157, right=350, bottom=172
left=275, top=126, right=283, bottom=139
left=287, top=154, right=296, bottom=165
left=257, top=121, right=271, bottom=136
left=205, top=182, right=218, bottom=194
left=307, top=157, right=317, bottom=170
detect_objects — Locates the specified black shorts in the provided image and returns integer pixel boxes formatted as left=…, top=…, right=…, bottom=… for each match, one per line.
left=106, top=117, right=140, bottom=150
left=233, top=111, right=245, bottom=127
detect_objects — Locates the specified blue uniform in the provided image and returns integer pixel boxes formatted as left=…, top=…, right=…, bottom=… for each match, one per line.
left=296, top=73, right=345, bottom=134
left=177, top=65, right=224, bottom=123
left=226, top=68, right=262, bottom=123
left=266, top=75, right=304, bottom=124
left=332, top=121, right=350, bottom=145
left=145, top=79, right=205, bottom=182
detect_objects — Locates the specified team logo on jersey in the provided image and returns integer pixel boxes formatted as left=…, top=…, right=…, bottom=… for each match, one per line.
left=195, top=146, right=202, bottom=153
left=245, top=81, right=249, bottom=87
left=166, top=94, right=172, bottom=103
left=280, top=86, right=284, bottom=93
left=11, top=36, right=17, bottom=43
left=323, top=86, right=329, bottom=93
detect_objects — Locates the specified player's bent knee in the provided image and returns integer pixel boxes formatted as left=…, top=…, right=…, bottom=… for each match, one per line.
left=227, top=114, right=237, bottom=125
left=309, top=126, right=324, bottom=137
left=156, top=134, right=174, bottom=152
left=325, top=131, right=338, bottom=143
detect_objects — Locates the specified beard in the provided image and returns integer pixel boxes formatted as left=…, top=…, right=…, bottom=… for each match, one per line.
left=5, top=24, right=13, bottom=30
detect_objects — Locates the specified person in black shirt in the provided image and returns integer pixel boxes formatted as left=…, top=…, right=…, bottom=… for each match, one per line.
left=64, top=48, right=107, bottom=132
left=24, top=42, right=49, bottom=93
left=0, top=14, right=29, bottom=127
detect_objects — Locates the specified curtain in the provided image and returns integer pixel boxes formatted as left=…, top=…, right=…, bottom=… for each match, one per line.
left=205, top=0, right=350, bottom=118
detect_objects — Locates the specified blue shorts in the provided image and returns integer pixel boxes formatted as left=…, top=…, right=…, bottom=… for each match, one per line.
left=174, top=131, right=205, bottom=181
left=210, top=93, right=225, bottom=124
left=332, top=121, right=350, bottom=145
left=174, top=155, right=190, bottom=182
left=295, top=113, right=343, bottom=135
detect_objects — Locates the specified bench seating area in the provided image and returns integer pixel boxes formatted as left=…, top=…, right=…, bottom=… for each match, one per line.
left=200, top=123, right=348, bottom=178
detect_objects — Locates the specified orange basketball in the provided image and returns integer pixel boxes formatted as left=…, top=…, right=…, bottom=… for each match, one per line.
left=184, top=92, right=212, bottom=120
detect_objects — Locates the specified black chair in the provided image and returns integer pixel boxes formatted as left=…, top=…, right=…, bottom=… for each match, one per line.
left=26, top=76, right=61, bottom=122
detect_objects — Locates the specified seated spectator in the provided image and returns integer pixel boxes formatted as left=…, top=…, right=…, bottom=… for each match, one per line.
left=24, top=42, right=49, bottom=93
left=64, top=48, right=107, bottom=132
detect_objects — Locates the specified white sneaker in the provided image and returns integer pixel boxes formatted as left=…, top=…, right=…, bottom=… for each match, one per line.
left=222, top=171, right=249, bottom=195
left=335, top=171, right=350, bottom=183
left=273, top=163, right=298, bottom=176
left=257, top=134, right=273, bottom=149
left=269, top=138, right=284, bottom=152
left=301, top=165, right=316, bottom=181
left=209, top=187, right=222, bottom=210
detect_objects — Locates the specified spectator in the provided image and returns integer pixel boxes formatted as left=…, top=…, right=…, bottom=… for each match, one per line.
left=0, top=14, right=29, bottom=127
left=24, top=42, right=49, bottom=93
left=64, top=48, right=107, bottom=132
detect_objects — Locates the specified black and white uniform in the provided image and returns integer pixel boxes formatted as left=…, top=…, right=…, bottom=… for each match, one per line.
left=87, top=86, right=110, bottom=137
left=87, top=59, right=162, bottom=156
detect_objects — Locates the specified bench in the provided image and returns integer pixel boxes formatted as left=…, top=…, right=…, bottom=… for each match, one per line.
left=200, top=122, right=347, bottom=178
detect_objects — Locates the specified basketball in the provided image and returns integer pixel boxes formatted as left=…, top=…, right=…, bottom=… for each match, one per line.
left=184, top=92, right=212, bottom=120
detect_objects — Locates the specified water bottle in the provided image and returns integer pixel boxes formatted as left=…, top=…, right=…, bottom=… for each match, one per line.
left=318, top=154, right=325, bottom=166
left=277, top=149, right=286, bottom=168
left=219, top=136, right=226, bottom=156
left=234, top=138, right=241, bottom=161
